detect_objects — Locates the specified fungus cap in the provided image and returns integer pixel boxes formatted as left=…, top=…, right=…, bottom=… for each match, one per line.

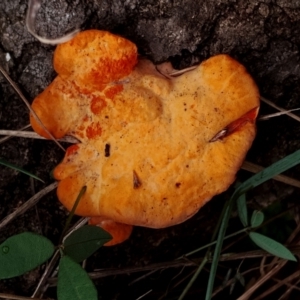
left=30, top=30, right=259, bottom=244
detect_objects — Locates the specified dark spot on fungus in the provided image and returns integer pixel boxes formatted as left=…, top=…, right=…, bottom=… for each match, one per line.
left=175, top=182, right=181, bottom=188
left=133, top=170, right=141, bottom=189
left=105, top=143, right=110, bottom=157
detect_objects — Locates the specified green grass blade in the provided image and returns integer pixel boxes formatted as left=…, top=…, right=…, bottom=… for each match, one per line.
left=179, top=193, right=230, bottom=299
left=249, top=232, right=296, bottom=261
left=205, top=198, right=235, bottom=300
left=59, top=186, right=86, bottom=244
left=0, top=158, right=44, bottom=183
left=237, top=149, right=300, bottom=195
left=178, top=257, right=208, bottom=300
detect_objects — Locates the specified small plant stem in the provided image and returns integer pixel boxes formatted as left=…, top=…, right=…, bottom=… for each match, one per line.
left=63, top=217, right=89, bottom=239
left=46, top=245, right=300, bottom=285
left=31, top=250, right=61, bottom=298
left=59, top=186, right=87, bottom=244
left=179, top=202, right=298, bottom=276
left=180, top=226, right=252, bottom=259
left=205, top=195, right=236, bottom=300
left=179, top=196, right=231, bottom=299
left=222, top=205, right=297, bottom=253
left=178, top=256, right=208, bottom=300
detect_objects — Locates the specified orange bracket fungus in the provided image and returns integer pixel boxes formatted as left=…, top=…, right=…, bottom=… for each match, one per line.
left=30, top=29, right=260, bottom=246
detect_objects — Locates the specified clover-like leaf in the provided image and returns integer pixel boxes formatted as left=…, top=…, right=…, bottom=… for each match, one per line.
left=237, top=193, right=248, bottom=227
left=249, top=232, right=296, bottom=261
left=0, top=232, right=54, bottom=279
left=63, top=225, right=112, bottom=262
left=57, top=255, right=97, bottom=300
left=250, top=210, right=264, bottom=228
left=30, top=30, right=260, bottom=244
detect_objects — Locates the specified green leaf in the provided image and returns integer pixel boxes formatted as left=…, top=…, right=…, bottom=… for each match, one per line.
left=250, top=210, right=264, bottom=228
left=57, top=255, right=97, bottom=300
left=237, top=193, right=248, bottom=227
left=63, top=225, right=112, bottom=263
left=0, top=158, right=44, bottom=182
left=249, top=232, right=296, bottom=261
left=0, top=232, right=54, bottom=279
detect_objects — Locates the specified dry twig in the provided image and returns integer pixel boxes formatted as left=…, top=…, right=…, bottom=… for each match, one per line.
left=261, top=96, right=300, bottom=123
left=0, top=293, right=50, bottom=300
left=32, top=218, right=88, bottom=297
left=0, top=65, right=65, bottom=151
left=255, top=270, right=300, bottom=300
left=0, top=130, right=79, bottom=144
left=46, top=246, right=300, bottom=286
left=0, top=125, right=31, bottom=145
left=237, top=262, right=284, bottom=300
left=277, top=277, right=300, bottom=300
left=0, top=182, right=58, bottom=230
